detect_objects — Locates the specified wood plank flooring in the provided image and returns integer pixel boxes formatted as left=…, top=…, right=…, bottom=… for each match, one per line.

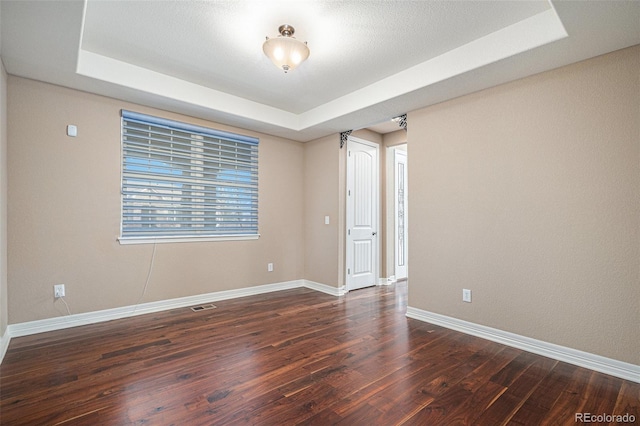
left=1, top=282, right=638, bottom=425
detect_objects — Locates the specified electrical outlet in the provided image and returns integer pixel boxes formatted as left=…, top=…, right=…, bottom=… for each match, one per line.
left=462, top=289, right=471, bottom=303
left=267, top=263, right=274, bottom=272
left=54, top=284, right=65, bottom=298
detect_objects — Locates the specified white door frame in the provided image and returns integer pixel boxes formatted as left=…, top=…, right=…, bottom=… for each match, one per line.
left=345, top=137, right=380, bottom=291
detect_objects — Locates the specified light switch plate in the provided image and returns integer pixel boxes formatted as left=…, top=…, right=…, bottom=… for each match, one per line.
left=66, top=125, right=77, bottom=137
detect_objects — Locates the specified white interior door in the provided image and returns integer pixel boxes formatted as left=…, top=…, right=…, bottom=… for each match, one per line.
left=394, top=149, right=408, bottom=280
left=346, top=137, right=379, bottom=291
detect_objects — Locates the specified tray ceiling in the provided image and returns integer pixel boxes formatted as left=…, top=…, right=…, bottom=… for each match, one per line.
left=2, top=1, right=639, bottom=141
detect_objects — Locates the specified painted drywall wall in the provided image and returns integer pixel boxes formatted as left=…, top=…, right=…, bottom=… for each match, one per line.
left=303, top=135, right=341, bottom=287
left=408, top=45, right=640, bottom=364
left=7, top=77, right=305, bottom=324
left=383, top=130, right=407, bottom=148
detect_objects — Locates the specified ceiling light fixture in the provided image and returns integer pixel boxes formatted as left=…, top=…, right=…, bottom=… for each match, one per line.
left=263, top=24, right=309, bottom=73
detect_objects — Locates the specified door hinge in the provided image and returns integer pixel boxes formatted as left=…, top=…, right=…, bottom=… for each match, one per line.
left=348, top=229, right=350, bottom=235
left=348, top=268, right=351, bottom=275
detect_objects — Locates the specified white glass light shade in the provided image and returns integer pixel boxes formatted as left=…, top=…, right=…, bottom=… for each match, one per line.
left=263, top=26, right=310, bottom=73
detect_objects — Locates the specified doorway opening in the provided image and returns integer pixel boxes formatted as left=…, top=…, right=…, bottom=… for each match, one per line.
left=343, top=121, right=407, bottom=293
left=391, top=145, right=408, bottom=282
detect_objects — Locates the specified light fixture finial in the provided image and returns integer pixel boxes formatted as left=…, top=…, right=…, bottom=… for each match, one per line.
left=279, top=24, right=295, bottom=37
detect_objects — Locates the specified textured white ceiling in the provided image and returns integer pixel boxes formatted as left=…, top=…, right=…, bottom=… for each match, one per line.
left=1, top=1, right=639, bottom=141
left=81, top=0, right=550, bottom=113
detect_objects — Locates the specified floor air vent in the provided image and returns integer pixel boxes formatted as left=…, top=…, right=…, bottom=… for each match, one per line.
left=191, top=304, right=217, bottom=312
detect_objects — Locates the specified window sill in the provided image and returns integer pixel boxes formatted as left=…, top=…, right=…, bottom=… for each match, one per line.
left=118, top=234, right=260, bottom=245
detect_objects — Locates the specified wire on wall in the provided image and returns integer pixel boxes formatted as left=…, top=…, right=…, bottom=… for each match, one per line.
left=57, top=296, right=72, bottom=316
left=134, top=242, right=157, bottom=313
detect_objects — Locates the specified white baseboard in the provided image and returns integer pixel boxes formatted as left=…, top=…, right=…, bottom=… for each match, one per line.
left=406, top=306, right=640, bottom=384
left=6, top=280, right=304, bottom=340
left=7, top=284, right=634, bottom=385
left=303, top=280, right=347, bottom=296
left=0, top=279, right=347, bottom=365
left=379, top=276, right=396, bottom=286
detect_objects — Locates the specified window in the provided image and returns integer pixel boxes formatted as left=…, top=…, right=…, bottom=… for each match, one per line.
left=120, top=110, right=259, bottom=243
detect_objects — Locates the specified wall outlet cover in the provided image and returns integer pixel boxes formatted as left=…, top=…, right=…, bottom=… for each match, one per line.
left=54, top=284, right=65, bottom=298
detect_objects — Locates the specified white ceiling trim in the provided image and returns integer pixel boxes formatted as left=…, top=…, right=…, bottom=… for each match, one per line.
left=75, top=6, right=566, bottom=134
left=76, top=50, right=300, bottom=129
left=298, top=7, right=568, bottom=130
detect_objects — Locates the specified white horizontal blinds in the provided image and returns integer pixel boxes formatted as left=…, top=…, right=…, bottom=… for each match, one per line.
left=121, top=110, right=259, bottom=240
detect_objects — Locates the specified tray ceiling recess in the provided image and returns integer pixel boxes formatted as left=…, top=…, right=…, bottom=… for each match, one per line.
left=2, top=0, right=639, bottom=141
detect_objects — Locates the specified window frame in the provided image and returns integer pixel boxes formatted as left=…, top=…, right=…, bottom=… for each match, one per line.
left=118, top=110, right=259, bottom=245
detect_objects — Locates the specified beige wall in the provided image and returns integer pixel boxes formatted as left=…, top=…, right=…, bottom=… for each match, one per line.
left=7, top=77, right=305, bottom=324
left=5, top=42, right=637, bottom=367
left=0, top=61, right=8, bottom=338
left=303, top=134, right=341, bottom=287
left=408, top=46, right=640, bottom=364
left=383, top=130, right=407, bottom=148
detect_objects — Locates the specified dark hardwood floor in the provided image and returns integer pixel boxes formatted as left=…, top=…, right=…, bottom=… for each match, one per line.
left=1, top=282, right=638, bottom=425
